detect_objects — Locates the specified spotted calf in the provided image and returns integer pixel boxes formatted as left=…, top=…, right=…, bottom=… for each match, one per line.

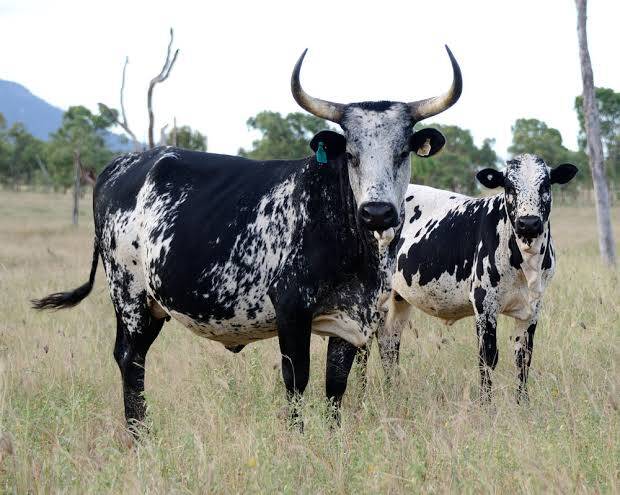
left=379, top=154, right=577, bottom=401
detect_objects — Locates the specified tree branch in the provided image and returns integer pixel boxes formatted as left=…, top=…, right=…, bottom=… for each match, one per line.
left=118, top=57, right=140, bottom=150
left=148, top=28, right=180, bottom=148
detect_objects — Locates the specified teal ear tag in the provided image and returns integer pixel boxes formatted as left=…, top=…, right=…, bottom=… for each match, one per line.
left=316, top=141, right=328, bottom=164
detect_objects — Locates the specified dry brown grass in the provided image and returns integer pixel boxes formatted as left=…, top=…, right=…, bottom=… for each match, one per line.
left=0, top=191, right=618, bottom=493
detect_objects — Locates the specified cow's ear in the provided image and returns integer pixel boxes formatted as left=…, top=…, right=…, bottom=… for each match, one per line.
left=476, top=168, right=505, bottom=189
left=309, top=130, right=346, bottom=160
left=550, top=163, right=578, bottom=185
left=409, top=128, right=445, bottom=158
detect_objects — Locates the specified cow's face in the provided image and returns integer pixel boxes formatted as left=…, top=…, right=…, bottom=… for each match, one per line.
left=341, top=103, right=445, bottom=239
left=477, top=154, right=578, bottom=243
left=292, top=46, right=462, bottom=245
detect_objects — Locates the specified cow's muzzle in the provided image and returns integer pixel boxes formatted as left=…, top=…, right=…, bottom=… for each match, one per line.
left=358, top=202, right=399, bottom=232
left=516, top=215, right=543, bottom=240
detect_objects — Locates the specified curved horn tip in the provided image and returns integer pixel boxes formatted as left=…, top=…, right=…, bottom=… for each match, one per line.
left=407, top=44, right=463, bottom=121
left=290, top=48, right=344, bottom=123
left=296, top=49, right=308, bottom=64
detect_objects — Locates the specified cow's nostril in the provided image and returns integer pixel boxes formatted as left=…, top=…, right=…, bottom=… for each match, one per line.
left=358, top=202, right=398, bottom=232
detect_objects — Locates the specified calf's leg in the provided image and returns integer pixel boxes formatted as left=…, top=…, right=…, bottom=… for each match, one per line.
left=376, top=291, right=411, bottom=380
left=513, top=318, right=537, bottom=403
left=472, top=287, right=498, bottom=402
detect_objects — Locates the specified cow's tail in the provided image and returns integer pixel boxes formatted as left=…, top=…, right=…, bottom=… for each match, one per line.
left=32, top=237, right=100, bottom=310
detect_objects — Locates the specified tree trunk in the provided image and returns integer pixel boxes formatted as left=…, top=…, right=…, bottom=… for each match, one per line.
left=576, top=0, right=616, bottom=265
left=73, top=150, right=81, bottom=226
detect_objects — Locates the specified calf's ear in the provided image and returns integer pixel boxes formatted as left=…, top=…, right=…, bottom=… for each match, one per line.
left=550, top=163, right=578, bottom=184
left=409, top=128, right=445, bottom=157
left=476, top=168, right=505, bottom=189
left=309, top=130, right=346, bottom=160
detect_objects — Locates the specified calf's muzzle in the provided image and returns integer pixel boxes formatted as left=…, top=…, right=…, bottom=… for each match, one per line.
left=516, top=215, right=543, bottom=239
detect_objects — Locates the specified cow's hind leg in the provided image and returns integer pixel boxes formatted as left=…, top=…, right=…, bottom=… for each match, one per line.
left=325, top=337, right=358, bottom=425
left=113, top=307, right=164, bottom=434
left=472, top=287, right=498, bottom=402
left=513, top=318, right=537, bottom=403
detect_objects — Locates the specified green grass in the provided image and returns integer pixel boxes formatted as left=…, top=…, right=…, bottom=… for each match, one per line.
left=0, top=191, right=618, bottom=493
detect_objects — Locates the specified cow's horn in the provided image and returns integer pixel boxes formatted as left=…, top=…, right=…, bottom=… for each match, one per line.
left=291, top=49, right=345, bottom=123
left=408, top=45, right=463, bottom=121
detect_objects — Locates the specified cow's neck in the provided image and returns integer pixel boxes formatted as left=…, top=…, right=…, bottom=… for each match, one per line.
left=305, top=156, right=384, bottom=274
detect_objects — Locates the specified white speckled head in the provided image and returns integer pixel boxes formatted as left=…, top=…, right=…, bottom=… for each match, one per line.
left=290, top=47, right=462, bottom=238
left=504, top=154, right=551, bottom=242
left=341, top=103, right=413, bottom=228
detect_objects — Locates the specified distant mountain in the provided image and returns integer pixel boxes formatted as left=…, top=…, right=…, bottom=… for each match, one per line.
left=0, top=79, right=133, bottom=151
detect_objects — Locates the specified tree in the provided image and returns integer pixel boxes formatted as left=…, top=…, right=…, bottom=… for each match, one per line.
left=0, top=113, right=12, bottom=184
left=239, top=111, right=329, bottom=160
left=412, top=124, right=498, bottom=195
left=99, top=29, right=179, bottom=150
left=508, top=118, right=585, bottom=170
left=575, top=87, right=620, bottom=184
left=46, top=106, right=115, bottom=188
left=165, top=125, right=207, bottom=151
left=576, top=0, right=616, bottom=265
left=0, top=117, right=46, bottom=187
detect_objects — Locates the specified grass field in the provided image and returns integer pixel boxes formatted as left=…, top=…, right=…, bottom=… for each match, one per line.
left=0, top=191, right=618, bottom=494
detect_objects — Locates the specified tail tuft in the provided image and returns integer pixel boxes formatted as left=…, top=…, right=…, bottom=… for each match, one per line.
left=32, top=238, right=99, bottom=311
left=31, top=282, right=93, bottom=310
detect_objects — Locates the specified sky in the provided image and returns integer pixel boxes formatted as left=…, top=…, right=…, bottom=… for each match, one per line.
left=1, top=0, right=618, bottom=160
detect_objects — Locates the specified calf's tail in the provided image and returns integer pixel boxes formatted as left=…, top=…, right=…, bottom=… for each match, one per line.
left=32, top=238, right=100, bottom=310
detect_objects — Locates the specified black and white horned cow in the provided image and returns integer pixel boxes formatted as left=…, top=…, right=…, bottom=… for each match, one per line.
left=376, top=154, right=577, bottom=401
left=32, top=47, right=462, bottom=429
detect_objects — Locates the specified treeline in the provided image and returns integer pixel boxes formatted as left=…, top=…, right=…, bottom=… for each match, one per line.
left=0, top=106, right=206, bottom=190
left=1, top=88, right=618, bottom=195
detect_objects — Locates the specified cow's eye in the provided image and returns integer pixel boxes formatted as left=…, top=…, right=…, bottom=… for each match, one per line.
left=399, top=151, right=410, bottom=161
left=345, top=152, right=357, bottom=166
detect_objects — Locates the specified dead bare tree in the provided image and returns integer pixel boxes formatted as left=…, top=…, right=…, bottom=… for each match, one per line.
left=159, top=124, right=169, bottom=146
left=148, top=28, right=179, bottom=148
left=99, top=57, right=141, bottom=151
left=576, top=0, right=616, bottom=265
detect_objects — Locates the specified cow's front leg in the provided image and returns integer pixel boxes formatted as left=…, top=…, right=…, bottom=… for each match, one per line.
left=471, top=287, right=498, bottom=402
left=513, top=318, right=538, bottom=403
left=325, top=337, right=358, bottom=425
left=276, top=310, right=312, bottom=430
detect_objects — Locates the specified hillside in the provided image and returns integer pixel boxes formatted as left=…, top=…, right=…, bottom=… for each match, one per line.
left=0, top=79, right=132, bottom=151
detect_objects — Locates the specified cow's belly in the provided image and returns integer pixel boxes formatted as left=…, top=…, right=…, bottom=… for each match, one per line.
left=169, top=307, right=279, bottom=345
left=156, top=293, right=374, bottom=348
left=393, top=270, right=473, bottom=324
